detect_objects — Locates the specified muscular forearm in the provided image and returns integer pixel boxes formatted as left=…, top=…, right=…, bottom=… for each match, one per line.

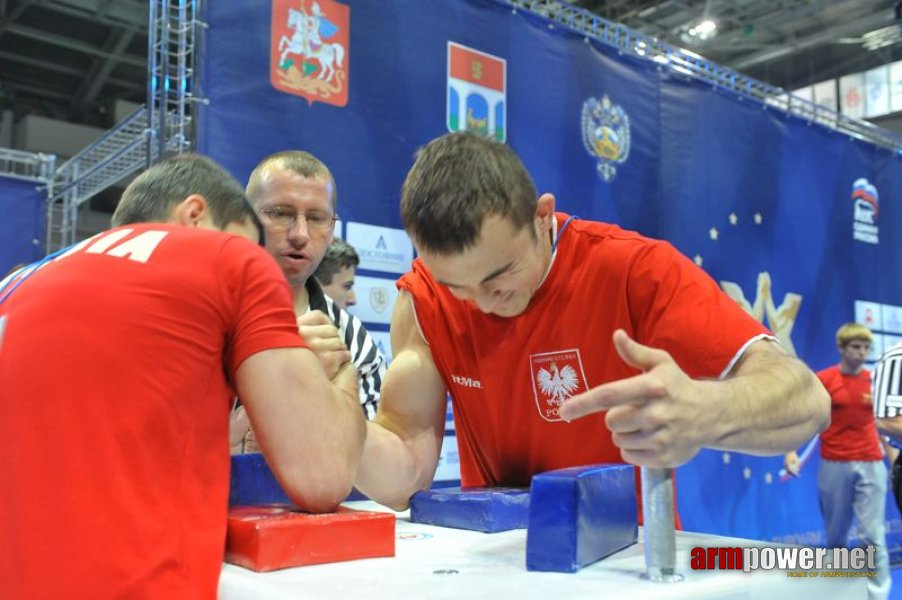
left=278, top=361, right=365, bottom=512
left=237, top=349, right=366, bottom=514
left=327, top=361, right=366, bottom=479
left=705, top=349, right=829, bottom=455
left=355, top=418, right=439, bottom=511
left=355, top=291, right=447, bottom=509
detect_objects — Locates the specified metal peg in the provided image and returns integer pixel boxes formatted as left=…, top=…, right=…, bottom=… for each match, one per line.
left=640, top=467, right=683, bottom=583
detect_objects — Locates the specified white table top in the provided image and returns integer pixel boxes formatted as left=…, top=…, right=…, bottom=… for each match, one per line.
left=219, top=501, right=864, bottom=600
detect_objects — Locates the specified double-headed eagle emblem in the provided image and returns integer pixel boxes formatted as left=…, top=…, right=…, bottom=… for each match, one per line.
left=581, top=95, right=631, bottom=182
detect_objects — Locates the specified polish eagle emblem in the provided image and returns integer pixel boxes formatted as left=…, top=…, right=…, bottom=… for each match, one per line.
left=536, top=361, right=580, bottom=405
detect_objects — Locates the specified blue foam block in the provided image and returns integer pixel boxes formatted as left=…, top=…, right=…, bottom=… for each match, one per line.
left=230, top=453, right=368, bottom=506
left=229, top=453, right=293, bottom=506
left=409, top=487, right=530, bottom=532
left=526, top=464, right=637, bottom=573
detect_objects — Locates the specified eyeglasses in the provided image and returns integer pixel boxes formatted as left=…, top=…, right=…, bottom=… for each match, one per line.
left=258, top=206, right=337, bottom=232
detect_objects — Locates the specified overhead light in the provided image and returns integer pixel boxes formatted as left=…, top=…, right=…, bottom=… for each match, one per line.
left=861, top=25, right=902, bottom=51
left=684, top=19, right=717, bottom=43
left=695, top=20, right=717, bottom=36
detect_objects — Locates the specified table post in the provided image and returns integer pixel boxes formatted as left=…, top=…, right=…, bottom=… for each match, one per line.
left=640, top=466, right=683, bottom=583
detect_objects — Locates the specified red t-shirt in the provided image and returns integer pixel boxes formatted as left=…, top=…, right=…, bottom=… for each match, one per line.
left=817, top=365, right=883, bottom=461
left=0, top=224, right=304, bottom=599
left=398, top=213, right=771, bottom=487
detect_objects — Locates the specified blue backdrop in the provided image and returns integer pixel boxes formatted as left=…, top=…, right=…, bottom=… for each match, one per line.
left=0, top=176, right=45, bottom=277
left=197, top=0, right=902, bottom=550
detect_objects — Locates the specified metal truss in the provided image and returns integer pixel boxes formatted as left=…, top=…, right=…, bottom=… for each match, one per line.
left=146, top=0, right=204, bottom=161
left=509, top=0, right=902, bottom=153
left=48, top=107, right=149, bottom=251
left=46, top=0, right=203, bottom=252
left=0, top=148, right=56, bottom=183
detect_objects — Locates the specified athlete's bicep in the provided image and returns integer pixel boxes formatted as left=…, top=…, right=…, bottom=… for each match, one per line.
left=376, top=290, right=447, bottom=450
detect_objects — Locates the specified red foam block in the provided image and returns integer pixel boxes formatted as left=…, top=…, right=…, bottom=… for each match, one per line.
left=225, top=504, right=396, bottom=571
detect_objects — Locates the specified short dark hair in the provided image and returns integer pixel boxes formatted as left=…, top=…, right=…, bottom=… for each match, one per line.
left=400, top=133, right=538, bottom=255
left=111, top=154, right=261, bottom=241
left=314, top=238, right=360, bottom=285
left=246, top=150, right=337, bottom=209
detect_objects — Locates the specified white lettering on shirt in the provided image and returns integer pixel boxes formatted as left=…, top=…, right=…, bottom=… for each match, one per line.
left=104, top=230, right=170, bottom=263
left=85, top=229, right=134, bottom=254
left=451, top=374, right=482, bottom=389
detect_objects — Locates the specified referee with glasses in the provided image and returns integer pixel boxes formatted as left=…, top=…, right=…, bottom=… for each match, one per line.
left=245, top=151, right=385, bottom=419
left=874, top=340, right=902, bottom=515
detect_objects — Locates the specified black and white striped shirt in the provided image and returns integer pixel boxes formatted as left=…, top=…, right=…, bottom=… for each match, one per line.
left=873, top=342, right=902, bottom=419
left=306, top=277, right=385, bottom=420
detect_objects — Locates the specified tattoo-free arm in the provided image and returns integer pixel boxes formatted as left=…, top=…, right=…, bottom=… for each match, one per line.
left=236, top=347, right=364, bottom=513
left=354, top=291, right=448, bottom=511
left=560, top=332, right=829, bottom=467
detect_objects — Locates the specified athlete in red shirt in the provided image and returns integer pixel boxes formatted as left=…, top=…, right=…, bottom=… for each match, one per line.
left=0, top=155, right=365, bottom=599
left=355, top=132, right=829, bottom=511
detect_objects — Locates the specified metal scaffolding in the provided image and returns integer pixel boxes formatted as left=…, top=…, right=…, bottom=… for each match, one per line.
left=146, top=0, right=202, bottom=163
left=510, top=0, right=902, bottom=153
left=46, top=0, right=202, bottom=253
left=0, top=148, right=56, bottom=183
left=48, top=108, right=149, bottom=252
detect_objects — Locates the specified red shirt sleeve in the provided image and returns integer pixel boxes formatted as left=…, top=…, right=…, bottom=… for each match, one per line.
left=218, top=237, right=306, bottom=375
left=627, top=240, right=772, bottom=379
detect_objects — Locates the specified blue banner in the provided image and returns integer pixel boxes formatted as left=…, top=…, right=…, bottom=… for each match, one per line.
left=198, top=0, right=902, bottom=549
left=0, top=176, right=45, bottom=277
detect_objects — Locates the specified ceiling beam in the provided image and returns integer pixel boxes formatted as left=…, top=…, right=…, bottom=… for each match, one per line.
left=0, top=0, right=43, bottom=37
left=0, top=50, right=83, bottom=76
left=72, top=28, right=137, bottom=117
left=47, top=0, right=146, bottom=27
left=3, top=80, right=72, bottom=101
left=729, top=9, right=895, bottom=70
left=5, top=23, right=145, bottom=68
left=41, top=0, right=146, bottom=34
left=0, top=51, right=143, bottom=91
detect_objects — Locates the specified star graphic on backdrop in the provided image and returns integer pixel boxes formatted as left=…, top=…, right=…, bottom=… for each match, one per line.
left=764, top=472, right=773, bottom=484
left=694, top=210, right=767, bottom=265
left=722, top=452, right=731, bottom=465
left=743, top=467, right=752, bottom=479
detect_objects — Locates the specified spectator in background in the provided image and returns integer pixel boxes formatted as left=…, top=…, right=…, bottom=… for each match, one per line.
left=785, top=323, right=889, bottom=600
left=314, top=238, right=360, bottom=309
left=0, top=154, right=365, bottom=598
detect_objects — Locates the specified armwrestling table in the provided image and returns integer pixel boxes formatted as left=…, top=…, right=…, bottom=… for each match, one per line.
left=219, top=500, right=863, bottom=600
